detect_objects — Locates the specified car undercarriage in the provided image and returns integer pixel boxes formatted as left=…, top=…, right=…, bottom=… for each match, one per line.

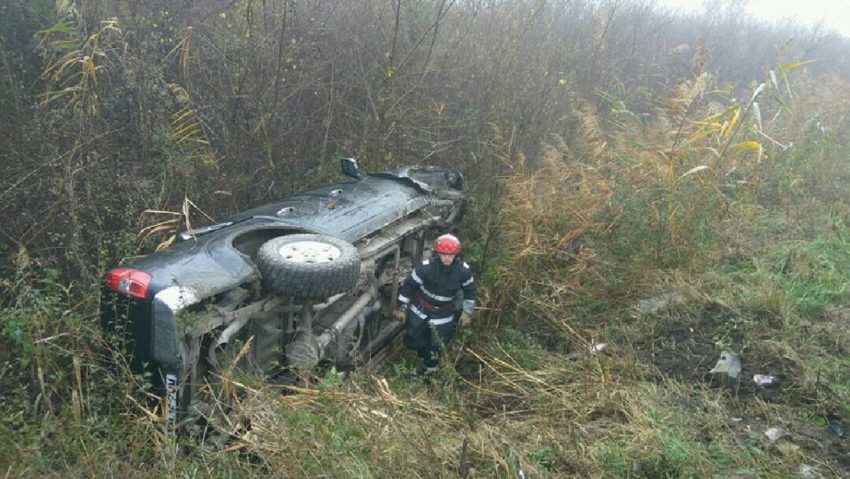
left=101, top=160, right=465, bottom=427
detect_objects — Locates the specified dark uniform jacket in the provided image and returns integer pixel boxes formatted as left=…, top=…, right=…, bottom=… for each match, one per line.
left=397, top=256, right=477, bottom=326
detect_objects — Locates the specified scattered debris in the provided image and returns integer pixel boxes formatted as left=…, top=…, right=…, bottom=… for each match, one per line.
left=764, top=426, right=785, bottom=446
left=709, top=351, right=741, bottom=379
left=753, top=374, right=779, bottom=388
left=827, top=420, right=845, bottom=438
left=798, top=464, right=816, bottom=479
left=637, top=291, right=686, bottom=314
left=589, top=343, right=607, bottom=355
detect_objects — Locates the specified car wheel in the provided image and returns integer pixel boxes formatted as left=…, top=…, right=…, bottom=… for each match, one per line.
left=257, top=234, right=361, bottom=298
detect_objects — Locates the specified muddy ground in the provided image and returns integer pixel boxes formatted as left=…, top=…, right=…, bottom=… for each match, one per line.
left=635, top=301, right=849, bottom=475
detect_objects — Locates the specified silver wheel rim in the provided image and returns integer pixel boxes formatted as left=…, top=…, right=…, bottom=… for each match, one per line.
left=277, top=240, right=342, bottom=264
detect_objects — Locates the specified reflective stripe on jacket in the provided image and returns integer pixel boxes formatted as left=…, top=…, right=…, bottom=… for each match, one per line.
left=397, top=256, right=477, bottom=321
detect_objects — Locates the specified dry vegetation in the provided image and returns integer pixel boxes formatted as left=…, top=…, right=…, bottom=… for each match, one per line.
left=2, top=0, right=850, bottom=477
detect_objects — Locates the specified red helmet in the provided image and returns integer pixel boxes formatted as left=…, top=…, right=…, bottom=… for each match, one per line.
left=434, top=234, right=461, bottom=254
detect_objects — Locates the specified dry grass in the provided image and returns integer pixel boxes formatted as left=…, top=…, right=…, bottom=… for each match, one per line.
left=37, top=19, right=125, bottom=115
left=6, top=11, right=850, bottom=476
left=138, top=196, right=215, bottom=251
left=60, top=66, right=842, bottom=477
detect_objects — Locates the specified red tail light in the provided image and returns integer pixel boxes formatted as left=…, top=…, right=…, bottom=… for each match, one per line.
left=105, top=268, right=152, bottom=300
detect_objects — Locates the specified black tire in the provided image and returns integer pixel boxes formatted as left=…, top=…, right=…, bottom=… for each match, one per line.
left=257, top=234, right=361, bottom=298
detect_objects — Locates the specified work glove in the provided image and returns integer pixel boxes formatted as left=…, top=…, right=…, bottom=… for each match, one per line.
left=459, top=312, right=472, bottom=327
left=393, top=308, right=407, bottom=322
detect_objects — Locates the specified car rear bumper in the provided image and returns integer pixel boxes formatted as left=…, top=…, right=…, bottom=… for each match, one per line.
left=101, top=290, right=184, bottom=419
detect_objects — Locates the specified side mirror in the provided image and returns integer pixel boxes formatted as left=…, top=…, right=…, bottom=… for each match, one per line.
left=340, top=158, right=361, bottom=179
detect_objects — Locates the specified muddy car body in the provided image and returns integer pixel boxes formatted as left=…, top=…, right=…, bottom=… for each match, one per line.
left=101, top=160, right=464, bottom=422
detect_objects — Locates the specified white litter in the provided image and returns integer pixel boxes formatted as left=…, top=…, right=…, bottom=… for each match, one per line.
left=764, top=427, right=784, bottom=446
left=798, top=464, right=816, bottom=479
left=709, top=351, right=741, bottom=379
left=753, top=374, right=778, bottom=388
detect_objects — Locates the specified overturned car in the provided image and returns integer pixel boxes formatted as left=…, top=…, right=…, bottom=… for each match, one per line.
left=101, top=160, right=465, bottom=423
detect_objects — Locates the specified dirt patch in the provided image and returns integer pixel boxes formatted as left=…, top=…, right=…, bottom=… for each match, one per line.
left=634, top=303, right=810, bottom=400
left=631, top=302, right=849, bottom=476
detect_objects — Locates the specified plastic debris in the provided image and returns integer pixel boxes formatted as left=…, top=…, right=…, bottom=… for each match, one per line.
left=589, top=343, right=608, bottom=355
left=798, top=464, right=816, bottom=479
left=637, top=291, right=686, bottom=314
left=764, top=427, right=784, bottom=446
left=828, top=420, right=845, bottom=438
left=753, top=374, right=779, bottom=388
left=709, top=351, right=741, bottom=379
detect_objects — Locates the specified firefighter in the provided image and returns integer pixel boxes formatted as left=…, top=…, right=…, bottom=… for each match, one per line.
left=394, top=234, right=477, bottom=374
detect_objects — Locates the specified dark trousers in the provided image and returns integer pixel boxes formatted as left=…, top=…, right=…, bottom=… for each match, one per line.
left=403, top=311, right=458, bottom=368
